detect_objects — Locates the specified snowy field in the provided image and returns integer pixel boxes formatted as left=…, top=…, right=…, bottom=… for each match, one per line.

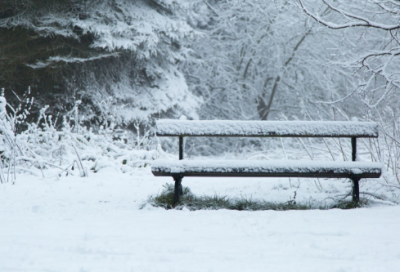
left=1, top=166, right=400, bottom=272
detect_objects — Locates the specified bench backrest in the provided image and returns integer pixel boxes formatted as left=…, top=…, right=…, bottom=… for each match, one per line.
left=156, top=120, right=379, bottom=161
left=156, top=120, right=379, bottom=138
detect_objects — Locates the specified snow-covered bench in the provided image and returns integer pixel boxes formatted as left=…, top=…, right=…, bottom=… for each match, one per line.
left=152, top=120, right=382, bottom=204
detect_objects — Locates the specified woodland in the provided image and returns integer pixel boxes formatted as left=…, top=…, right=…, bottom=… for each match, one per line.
left=0, top=0, right=399, bottom=187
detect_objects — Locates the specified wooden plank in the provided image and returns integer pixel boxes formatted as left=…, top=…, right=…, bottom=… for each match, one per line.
left=153, top=171, right=380, bottom=179
left=156, top=120, right=379, bottom=138
left=151, top=160, right=382, bottom=179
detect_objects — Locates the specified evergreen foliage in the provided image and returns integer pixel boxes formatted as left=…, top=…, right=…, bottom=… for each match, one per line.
left=0, top=0, right=199, bottom=127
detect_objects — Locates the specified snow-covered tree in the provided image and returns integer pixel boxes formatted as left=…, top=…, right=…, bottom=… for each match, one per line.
left=185, top=0, right=352, bottom=121
left=0, top=0, right=200, bottom=126
left=297, top=0, right=400, bottom=184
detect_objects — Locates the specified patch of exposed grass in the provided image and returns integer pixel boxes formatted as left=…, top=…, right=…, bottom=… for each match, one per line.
left=146, top=183, right=367, bottom=211
left=330, top=199, right=369, bottom=209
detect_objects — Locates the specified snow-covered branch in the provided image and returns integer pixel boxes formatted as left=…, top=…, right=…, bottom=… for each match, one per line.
left=298, top=0, right=400, bottom=109
left=298, top=0, right=400, bottom=30
left=26, top=53, right=121, bottom=69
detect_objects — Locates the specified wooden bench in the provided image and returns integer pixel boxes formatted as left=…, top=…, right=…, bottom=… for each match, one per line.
left=152, top=120, right=383, bottom=204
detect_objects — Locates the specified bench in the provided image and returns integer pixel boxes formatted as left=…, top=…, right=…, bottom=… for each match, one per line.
left=152, top=120, right=383, bottom=205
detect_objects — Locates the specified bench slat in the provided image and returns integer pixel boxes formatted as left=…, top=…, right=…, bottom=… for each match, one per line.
left=156, top=120, right=379, bottom=138
left=152, top=160, right=382, bottom=179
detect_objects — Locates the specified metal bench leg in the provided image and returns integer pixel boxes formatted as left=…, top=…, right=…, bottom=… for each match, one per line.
left=172, top=174, right=183, bottom=205
left=352, top=177, right=360, bottom=203
left=351, top=138, right=360, bottom=204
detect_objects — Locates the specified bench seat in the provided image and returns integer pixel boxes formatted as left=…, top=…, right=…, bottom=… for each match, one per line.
left=152, top=160, right=382, bottom=179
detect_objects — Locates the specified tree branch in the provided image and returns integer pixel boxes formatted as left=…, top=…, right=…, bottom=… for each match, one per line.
left=298, top=0, right=400, bottom=30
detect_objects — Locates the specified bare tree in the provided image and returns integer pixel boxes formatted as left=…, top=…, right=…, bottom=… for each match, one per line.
left=298, top=0, right=400, bottom=185
left=186, top=0, right=351, bottom=121
left=298, top=0, right=400, bottom=110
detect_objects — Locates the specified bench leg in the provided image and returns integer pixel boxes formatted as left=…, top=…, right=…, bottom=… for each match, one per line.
left=351, top=177, right=360, bottom=203
left=172, top=174, right=183, bottom=205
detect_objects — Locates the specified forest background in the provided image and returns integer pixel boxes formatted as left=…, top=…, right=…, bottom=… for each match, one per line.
left=0, top=0, right=399, bottom=189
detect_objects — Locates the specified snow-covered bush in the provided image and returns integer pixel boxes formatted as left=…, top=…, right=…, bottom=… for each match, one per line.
left=0, top=90, right=164, bottom=183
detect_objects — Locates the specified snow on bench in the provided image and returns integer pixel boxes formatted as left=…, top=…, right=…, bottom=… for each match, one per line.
left=152, top=160, right=382, bottom=179
left=152, top=120, right=381, bottom=204
left=156, top=120, right=379, bottom=138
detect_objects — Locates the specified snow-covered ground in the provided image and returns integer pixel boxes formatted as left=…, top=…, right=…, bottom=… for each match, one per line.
left=1, top=166, right=399, bottom=272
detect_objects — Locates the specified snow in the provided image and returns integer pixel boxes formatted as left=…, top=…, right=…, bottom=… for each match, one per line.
left=152, top=160, right=383, bottom=177
left=27, top=53, right=120, bottom=68
left=0, top=167, right=399, bottom=272
left=156, top=120, right=379, bottom=137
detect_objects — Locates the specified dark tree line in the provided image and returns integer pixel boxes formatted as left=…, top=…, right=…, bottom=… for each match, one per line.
left=0, top=0, right=197, bottom=129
